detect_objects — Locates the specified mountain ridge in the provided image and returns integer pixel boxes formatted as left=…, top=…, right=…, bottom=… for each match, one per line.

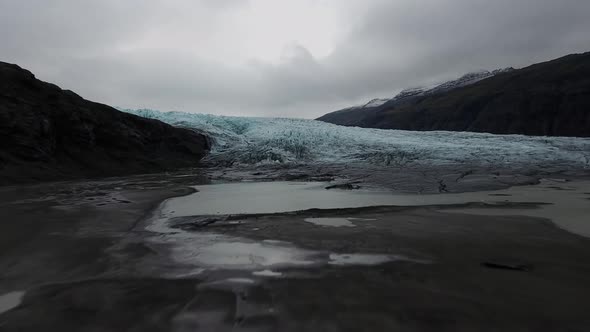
left=0, top=61, right=210, bottom=184
left=318, top=52, right=590, bottom=137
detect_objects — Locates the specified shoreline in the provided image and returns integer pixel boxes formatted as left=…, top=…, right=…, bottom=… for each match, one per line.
left=156, top=178, right=590, bottom=238
left=2, top=171, right=590, bottom=330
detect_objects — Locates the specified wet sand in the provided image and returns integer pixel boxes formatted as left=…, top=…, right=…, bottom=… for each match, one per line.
left=219, top=208, right=590, bottom=331
left=1, top=173, right=590, bottom=331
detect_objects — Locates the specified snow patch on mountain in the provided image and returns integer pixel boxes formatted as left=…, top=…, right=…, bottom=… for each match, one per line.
left=350, top=68, right=515, bottom=109
left=340, top=98, right=391, bottom=111
left=394, top=87, right=426, bottom=100
left=429, top=70, right=493, bottom=93
left=362, top=98, right=390, bottom=108
left=393, top=68, right=514, bottom=100
left=123, top=109, right=590, bottom=169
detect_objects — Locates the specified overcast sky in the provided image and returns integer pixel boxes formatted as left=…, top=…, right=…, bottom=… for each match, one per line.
left=1, top=0, right=589, bottom=118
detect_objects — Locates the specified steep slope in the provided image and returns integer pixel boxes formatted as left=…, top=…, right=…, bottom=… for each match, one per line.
left=0, top=62, right=210, bottom=184
left=318, top=69, right=512, bottom=126
left=318, top=52, right=590, bottom=137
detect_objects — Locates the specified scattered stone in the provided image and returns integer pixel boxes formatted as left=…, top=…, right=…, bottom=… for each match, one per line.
left=310, top=176, right=336, bottom=182
left=284, top=173, right=308, bottom=180
left=325, top=183, right=361, bottom=190
left=178, top=218, right=220, bottom=229
left=438, top=180, right=448, bottom=193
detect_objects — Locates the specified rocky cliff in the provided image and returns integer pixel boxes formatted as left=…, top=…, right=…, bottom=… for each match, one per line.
left=0, top=62, right=210, bottom=184
left=318, top=52, right=590, bottom=137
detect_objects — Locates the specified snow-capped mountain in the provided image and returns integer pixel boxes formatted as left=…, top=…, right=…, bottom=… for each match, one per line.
left=393, top=87, right=426, bottom=100
left=339, top=98, right=390, bottom=112
left=318, top=52, right=590, bottom=137
left=123, top=108, right=590, bottom=170
left=337, top=68, right=514, bottom=113
left=429, top=70, right=504, bottom=93
left=361, top=98, right=391, bottom=108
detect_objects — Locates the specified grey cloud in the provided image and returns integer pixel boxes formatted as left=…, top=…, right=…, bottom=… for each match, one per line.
left=317, top=0, right=590, bottom=97
left=1, top=0, right=590, bottom=118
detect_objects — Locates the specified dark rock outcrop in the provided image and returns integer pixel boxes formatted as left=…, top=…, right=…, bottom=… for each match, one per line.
left=318, top=52, right=590, bottom=137
left=0, top=62, right=210, bottom=184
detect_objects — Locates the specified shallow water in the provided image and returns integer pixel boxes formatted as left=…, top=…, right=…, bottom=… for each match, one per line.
left=145, top=221, right=420, bottom=274
left=162, top=182, right=393, bottom=216
left=146, top=179, right=590, bottom=277
left=329, top=254, right=395, bottom=266
left=304, top=217, right=356, bottom=227
left=146, top=189, right=427, bottom=274
left=145, top=223, right=317, bottom=271
left=0, top=291, right=25, bottom=314
left=161, top=179, right=590, bottom=237
left=253, top=270, right=283, bottom=277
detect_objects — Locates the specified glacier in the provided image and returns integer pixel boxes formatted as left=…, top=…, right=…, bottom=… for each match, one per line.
left=123, top=108, right=590, bottom=170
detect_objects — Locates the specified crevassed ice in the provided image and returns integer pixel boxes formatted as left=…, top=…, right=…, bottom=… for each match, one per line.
left=122, top=108, right=590, bottom=168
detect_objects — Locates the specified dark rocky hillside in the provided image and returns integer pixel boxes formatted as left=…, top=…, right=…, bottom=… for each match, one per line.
left=318, top=52, right=590, bottom=137
left=0, top=62, right=210, bottom=184
left=317, top=105, right=382, bottom=127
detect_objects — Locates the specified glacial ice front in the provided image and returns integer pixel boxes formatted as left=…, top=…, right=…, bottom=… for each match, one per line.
left=123, top=109, right=590, bottom=169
